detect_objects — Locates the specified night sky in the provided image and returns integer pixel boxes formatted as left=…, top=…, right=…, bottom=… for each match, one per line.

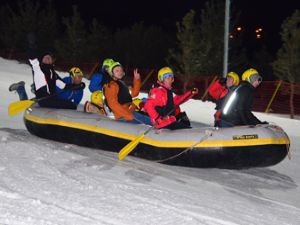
left=3, top=0, right=300, bottom=53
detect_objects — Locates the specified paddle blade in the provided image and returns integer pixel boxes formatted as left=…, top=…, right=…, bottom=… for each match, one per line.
left=118, top=134, right=145, bottom=160
left=8, top=100, right=35, bottom=116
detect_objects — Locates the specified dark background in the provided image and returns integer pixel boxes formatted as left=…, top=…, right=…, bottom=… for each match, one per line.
left=2, top=0, right=300, bottom=67
left=3, top=0, right=300, bottom=51
left=48, top=0, right=300, bottom=53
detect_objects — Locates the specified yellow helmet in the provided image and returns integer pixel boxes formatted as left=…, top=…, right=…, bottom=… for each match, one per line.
left=69, top=67, right=83, bottom=78
left=227, top=72, right=240, bottom=86
left=242, top=68, right=259, bottom=82
left=158, top=67, right=174, bottom=82
left=102, top=58, right=114, bottom=68
left=91, top=90, right=103, bottom=107
left=108, top=61, right=122, bottom=75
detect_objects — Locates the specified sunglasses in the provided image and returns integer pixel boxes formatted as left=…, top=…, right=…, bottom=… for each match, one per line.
left=163, top=73, right=174, bottom=80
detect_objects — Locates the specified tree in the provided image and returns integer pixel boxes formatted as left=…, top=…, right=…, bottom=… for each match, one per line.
left=167, top=1, right=225, bottom=92
left=85, top=19, right=113, bottom=62
left=112, top=22, right=171, bottom=68
left=250, top=46, right=274, bottom=81
left=167, top=9, right=203, bottom=92
left=272, top=10, right=300, bottom=118
left=54, top=5, right=87, bottom=62
left=0, top=0, right=58, bottom=58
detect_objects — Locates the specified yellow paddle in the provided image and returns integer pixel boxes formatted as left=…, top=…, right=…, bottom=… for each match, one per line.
left=8, top=100, right=35, bottom=116
left=118, top=127, right=154, bottom=160
left=118, top=90, right=198, bottom=160
left=8, top=82, right=86, bottom=116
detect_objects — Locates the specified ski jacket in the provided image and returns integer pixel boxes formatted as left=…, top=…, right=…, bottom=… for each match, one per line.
left=220, top=81, right=262, bottom=126
left=104, top=78, right=141, bottom=120
left=208, top=79, right=228, bottom=105
left=89, top=68, right=111, bottom=93
left=56, top=77, right=83, bottom=106
left=29, top=58, right=66, bottom=99
left=144, top=81, right=194, bottom=129
left=208, top=78, right=236, bottom=122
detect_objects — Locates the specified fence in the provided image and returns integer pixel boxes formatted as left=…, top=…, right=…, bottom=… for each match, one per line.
left=121, top=68, right=300, bottom=118
left=1, top=51, right=299, bottom=118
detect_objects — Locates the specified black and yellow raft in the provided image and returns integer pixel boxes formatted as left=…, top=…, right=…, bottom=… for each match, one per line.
left=24, top=105, right=290, bottom=169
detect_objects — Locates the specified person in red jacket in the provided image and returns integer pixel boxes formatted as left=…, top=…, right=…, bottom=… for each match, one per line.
left=208, top=72, right=240, bottom=127
left=144, top=67, right=198, bottom=130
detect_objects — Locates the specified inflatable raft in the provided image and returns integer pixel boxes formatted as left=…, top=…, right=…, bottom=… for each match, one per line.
left=23, top=105, right=290, bottom=169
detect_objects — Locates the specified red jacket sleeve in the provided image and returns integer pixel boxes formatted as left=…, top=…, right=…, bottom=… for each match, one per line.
left=173, top=90, right=193, bottom=107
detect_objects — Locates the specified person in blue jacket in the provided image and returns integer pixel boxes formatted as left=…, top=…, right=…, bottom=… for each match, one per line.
left=89, top=58, right=114, bottom=93
left=56, top=67, right=85, bottom=106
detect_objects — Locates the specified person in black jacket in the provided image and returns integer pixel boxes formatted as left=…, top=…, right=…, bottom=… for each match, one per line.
left=219, top=68, right=268, bottom=127
left=27, top=33, right=84, bottom=109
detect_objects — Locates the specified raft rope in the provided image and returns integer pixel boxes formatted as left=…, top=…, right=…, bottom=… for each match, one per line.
left=46, top=111, right=292, bottom=160
left=154, top=129, right=215, bottom=163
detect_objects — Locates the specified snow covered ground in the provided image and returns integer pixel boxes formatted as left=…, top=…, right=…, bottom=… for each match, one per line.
left=0, top=57, right=300, bottom=225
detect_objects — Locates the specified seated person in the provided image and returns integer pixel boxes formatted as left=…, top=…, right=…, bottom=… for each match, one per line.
left=144, top=67, right=198, bottom=130
left=56, top=67, right=85, bottom=106
left=104, top=61, right=152, bottom=125
left=208, top=71, right=240, bottom=127
left=26, top=33, right=83, bottom=109
left=219, top=68, right=268, bottom=127
left=89, top=58, right=114, bottom=93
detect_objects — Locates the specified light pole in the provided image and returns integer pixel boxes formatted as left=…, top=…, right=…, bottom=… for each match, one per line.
left=223, top=0, right=230, bottom=77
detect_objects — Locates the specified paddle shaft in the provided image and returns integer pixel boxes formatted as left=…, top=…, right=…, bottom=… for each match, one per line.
left=8, top=83, right=84, bottom=116
left=118, top=91, right=195, bottom=160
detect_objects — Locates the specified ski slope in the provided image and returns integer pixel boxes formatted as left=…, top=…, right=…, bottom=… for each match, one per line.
left=0, top=57, right=300, bottom=225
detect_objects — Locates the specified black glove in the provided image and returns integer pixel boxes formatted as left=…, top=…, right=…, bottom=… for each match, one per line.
left=65, top=82, right=85, bottom=90
left=218, top=78, right=227, bottom=85
left=27, top=32, right=37, bottom=59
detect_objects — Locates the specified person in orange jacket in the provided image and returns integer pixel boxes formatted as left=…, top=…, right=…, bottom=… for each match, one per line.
left=144, top=67, right=198, bottom=130
left=208, top=72, right=240, bottom=127
left=104, top=61, right=151, bottom=125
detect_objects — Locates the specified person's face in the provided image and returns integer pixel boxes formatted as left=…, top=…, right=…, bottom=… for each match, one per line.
left=226, top=76, right=234, bottom=87
left=73, top=76, right=82, bottom=84
left=252, top=79, right=262, bottom=88
left=163, top=75, right=174, bottom=87
left=42, top=55, right=53, bottom=65
left=112, top=66, right=125, bottom=79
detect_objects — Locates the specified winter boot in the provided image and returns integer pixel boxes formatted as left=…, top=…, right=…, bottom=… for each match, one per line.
left=9, top=81, right=25, bottom=92
left=9, top=81, right=28, bottom=100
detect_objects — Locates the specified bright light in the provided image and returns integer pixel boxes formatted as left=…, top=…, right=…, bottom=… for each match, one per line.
left=229, top=34, right=234, bottom=39
left=256, top=28, right=263, bottom=33
left=256, top=34, right=261, bottom=39
left=223, top=92, right=236, bottom=115
left=237, top=27, right=242, bottom=31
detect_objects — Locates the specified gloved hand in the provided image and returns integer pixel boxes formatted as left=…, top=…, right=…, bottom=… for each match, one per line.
left=152, top=115, right=176, bottom=129
left=191, top=87, right=199, bottom=95
left=218, top=78, right=227, bottom=85
left=65, top=82, right=86, bottom=90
